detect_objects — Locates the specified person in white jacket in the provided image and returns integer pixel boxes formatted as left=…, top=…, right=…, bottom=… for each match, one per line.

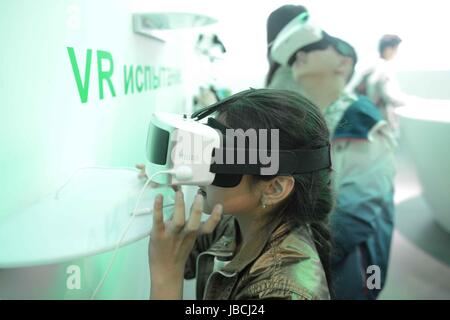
left=356, top=34, right=408, bottom=133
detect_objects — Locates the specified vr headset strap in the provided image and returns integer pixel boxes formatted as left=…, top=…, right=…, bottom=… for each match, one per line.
left=210, top=145, right=331, bottom=175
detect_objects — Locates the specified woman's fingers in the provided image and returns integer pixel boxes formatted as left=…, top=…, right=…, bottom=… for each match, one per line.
left=136, top=163, right=148, bottom=179
left=169, top=191, right=186, bottom=232
left=152, top=194, right=165, bottom=233
left=136, top=163, right=145, bottom=171
left=158, top=191, right=222, bottom=236
left=185, top=195, right=203, bottom=233
left=200, top=204, right=223, bottom=235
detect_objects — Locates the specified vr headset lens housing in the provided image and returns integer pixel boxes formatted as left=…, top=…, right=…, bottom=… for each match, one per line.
left=287, top=38, right=330, bottom=66
left=287, top=33, right=358, bottom=66
left=211, top=171, right=243, bottom=188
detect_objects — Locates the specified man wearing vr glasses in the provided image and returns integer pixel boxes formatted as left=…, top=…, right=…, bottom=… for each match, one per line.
left=271, top=14, right=396, bottom=299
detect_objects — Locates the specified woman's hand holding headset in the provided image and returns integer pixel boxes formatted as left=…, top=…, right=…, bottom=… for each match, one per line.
left=149, top=192, right=223, bottom=299
left=138, top=162, right=223, bottom=299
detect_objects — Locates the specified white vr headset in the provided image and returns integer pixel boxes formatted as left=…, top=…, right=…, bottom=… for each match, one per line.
left=270, top=12, right=324, bottom=66
left=145, top=94, right=331, bottom=187
left=146, top=111, right=221, bottom=186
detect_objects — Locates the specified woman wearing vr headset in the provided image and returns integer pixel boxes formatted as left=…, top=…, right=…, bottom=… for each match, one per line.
left=145, top=88, right=333, bottom=300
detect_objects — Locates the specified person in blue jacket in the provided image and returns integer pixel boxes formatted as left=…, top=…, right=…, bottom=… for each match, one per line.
left=270, top=15, right=396, bottom=299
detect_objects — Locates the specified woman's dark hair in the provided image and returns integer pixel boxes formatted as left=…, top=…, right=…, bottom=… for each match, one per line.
left=214, top=88, right=334, bottom=291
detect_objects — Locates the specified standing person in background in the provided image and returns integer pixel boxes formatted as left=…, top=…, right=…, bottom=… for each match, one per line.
left=271, top=18, right=396, bottom=299
left=354, top=34, right=406, bottom=133
left=265, top=4, right=308, bottom=92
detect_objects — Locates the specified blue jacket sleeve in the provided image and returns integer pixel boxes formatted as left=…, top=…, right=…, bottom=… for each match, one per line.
left=330, top=98, right=395, bottom=264
left=330, top=139, right=395, bottom=265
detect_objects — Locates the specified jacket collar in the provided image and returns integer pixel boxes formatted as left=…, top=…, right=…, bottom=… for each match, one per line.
left=205, top=215, right=293, bottom=275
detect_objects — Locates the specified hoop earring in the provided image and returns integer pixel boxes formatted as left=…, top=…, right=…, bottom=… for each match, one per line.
left=261, top=198, right=267, bottom=209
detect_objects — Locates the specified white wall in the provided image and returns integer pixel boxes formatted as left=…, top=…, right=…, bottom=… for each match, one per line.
left=0, top=0, right=214, bottom=299
left=0, top=0, right=205, bottom=217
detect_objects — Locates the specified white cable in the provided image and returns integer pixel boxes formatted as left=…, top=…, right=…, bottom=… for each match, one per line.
left=89, top=169, right=171, bottom=300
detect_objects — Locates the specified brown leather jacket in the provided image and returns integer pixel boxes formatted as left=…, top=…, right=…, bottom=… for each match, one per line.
left=184, top=215, right=330, bottom=300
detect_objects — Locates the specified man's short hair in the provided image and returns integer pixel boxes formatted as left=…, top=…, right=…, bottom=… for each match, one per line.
left=379, top=34, right=402, bottom=58
left=267, top=5, right=308, bottom=47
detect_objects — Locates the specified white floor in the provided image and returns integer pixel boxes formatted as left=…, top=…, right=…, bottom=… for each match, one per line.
left=379, top=148, right=450, bottom=299
left=379, top=230, right=450, bottom=299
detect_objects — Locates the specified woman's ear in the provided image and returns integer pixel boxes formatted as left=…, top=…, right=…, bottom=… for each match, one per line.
left=262, top=176, right=295, bottom=207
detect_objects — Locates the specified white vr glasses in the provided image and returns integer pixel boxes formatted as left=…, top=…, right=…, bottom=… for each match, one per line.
left=270, top=12, right=324, bottom=66
left=146, top=111, right=221, bottom=186
left=145, top=95, right=331, bottom=187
